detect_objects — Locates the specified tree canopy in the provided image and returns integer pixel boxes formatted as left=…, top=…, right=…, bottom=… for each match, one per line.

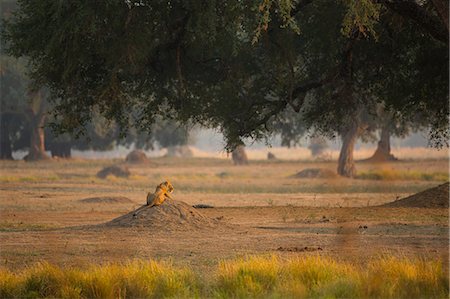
left=2, top=0, right=448, bottom=155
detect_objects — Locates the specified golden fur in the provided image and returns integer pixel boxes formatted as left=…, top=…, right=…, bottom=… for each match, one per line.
left=146, top=180, right=174, bottom=207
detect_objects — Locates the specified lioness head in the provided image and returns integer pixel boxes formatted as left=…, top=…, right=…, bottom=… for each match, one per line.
left=159, top=180, right=174, bottom=193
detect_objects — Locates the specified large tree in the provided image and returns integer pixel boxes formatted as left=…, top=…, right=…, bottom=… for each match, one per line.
left=2, top=0, right=448, bottom=174
left=0, top=56, right=50, bottom=161
left=1, top=0, right=51, bottom=161
left=0, top=56, right=27, bottom=159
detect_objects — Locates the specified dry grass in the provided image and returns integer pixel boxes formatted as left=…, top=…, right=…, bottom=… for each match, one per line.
left=0, top=175, right=60, bottom=183
left=356, top=169, right=449, bottom=181
left=0, top=260, right=198, bottom=299
left=214, top=255, right=448, bottom=299
left=1, top=256, right=447, bottom=299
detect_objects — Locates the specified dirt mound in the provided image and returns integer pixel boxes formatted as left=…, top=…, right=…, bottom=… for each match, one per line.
left=125, top=150, right=149, bottom=164
left=96, top=165, right=130, bottom=179
left=291, top=168, right=338, bottom=179
left=105, top=200, right=218, bottom=230
left=382, top=183, right=449, bottom=208
left=79, top=196, right=134, bottom=204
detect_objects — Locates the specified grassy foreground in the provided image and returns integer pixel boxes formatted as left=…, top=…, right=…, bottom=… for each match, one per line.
left=0, top=256, right=448, bottom=299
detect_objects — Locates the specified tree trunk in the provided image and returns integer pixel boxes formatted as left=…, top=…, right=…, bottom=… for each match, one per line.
left=232, top=145, right=248, bottom=165
left=50, top=142, right=72, bottom=158
left=308, top=136, right=328, bottom=157
left=337, top=123, right=359, bottom=178
left=25, top=111, right=49, bottom=161
left=24, top=90, right=49, bottom=161
left=366, top=126, right=398, bottom=162
left=0, top=114, right=13, bottom=160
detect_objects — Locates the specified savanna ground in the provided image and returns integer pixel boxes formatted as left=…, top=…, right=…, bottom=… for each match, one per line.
left=0, top=155, right=449, bottom=297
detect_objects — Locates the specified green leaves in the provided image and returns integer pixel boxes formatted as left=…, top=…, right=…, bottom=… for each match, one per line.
left=253, top=0, right=300, bottom=44
left=2, top=0, right=448, bottom=150
left=341, top=0, right=381, bottom=39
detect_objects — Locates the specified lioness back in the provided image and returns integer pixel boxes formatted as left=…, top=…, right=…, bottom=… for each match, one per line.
left=147, top=180, right=174, bottom=207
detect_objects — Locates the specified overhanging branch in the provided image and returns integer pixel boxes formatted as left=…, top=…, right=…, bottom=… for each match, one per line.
left=373, top=0, right=448, bottom=43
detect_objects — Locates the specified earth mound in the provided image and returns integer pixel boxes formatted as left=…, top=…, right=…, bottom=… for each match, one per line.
left=125, top=150, right=149, bottom=164
left=79, top=196, right=134, bottom=204
left=105, top=200, right=218, bottom=230
left=291, top=168, right=338, bottom=179
left=382, top=182, right=449, bottom=208
left=96, top=165, right=130, bottom=179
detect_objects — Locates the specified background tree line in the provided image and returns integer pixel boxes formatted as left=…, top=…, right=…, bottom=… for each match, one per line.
left=1, top=0, right=448, bottom=176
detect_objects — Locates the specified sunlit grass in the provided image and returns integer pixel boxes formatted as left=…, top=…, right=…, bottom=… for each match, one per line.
left=363, top=256, right=448, bottom=299
left=0, top=175, right=59, bottom=183
left=213, top=255, right=448, bottom=299
left=0, top=222, right=58, bottom=232
left=0, top=260, right=198, bottom=299
left=1, top=256, right=447, bottom=299
left=356, top=169, right=449, bottom=181
left=128, top=174, right=148, bottom=181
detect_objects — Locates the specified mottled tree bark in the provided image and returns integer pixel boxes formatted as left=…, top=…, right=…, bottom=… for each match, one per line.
left=232, top=145, right=248, bottom=165
left=25, top=91, right=49, bottom=161
left=367, top=126, right=398, bottom=162
left=337, top=123, right=359, bottom=178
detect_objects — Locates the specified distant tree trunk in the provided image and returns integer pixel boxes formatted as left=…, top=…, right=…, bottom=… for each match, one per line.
left=308, top=136, right=328, bottom=157
left=0, top=114, right=13, bottom=160
left=367, top=126, right=398, bottom=162
left=25, top=91, right=49, bottom=161
left=232, top=145, right=248, bottom=165
left=50, top=142, right=71, bottom=158
left=26, top=112, right=49, bottom=161
left=337, top=123, right=359, bottom=178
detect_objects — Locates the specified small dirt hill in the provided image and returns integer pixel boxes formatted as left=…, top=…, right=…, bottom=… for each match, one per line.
left=105, top=200, right=218, bottom=231
left=291, top=168, right=338, bottom=179
left=79, top=196, right=133, bottom=204
left=382, top=182, right=449, bottom=208
left=125, top=150, right=149, bottom=164
left=97, top=165, right=130, bottom=179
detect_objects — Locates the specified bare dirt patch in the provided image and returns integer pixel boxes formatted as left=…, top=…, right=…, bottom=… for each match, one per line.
left=277, top=246, right=323, bottom=252
left=96, top=165, right=130, bottom=178
left=79, top=196, right=134, bottom=204
left=291, top=168, right=338, bottom=179
left=0, top=158, right=448, bottom=272
left=382, top=182, right=449, bottom=208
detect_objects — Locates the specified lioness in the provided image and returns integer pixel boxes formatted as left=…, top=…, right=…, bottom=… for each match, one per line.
left=132, top=180, right=174, bottom=218
left=147, top=180, right=174, bottom=207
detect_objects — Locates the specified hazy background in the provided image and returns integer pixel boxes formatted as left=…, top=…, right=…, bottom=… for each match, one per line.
left=11, top=128, right=447, bottom=161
